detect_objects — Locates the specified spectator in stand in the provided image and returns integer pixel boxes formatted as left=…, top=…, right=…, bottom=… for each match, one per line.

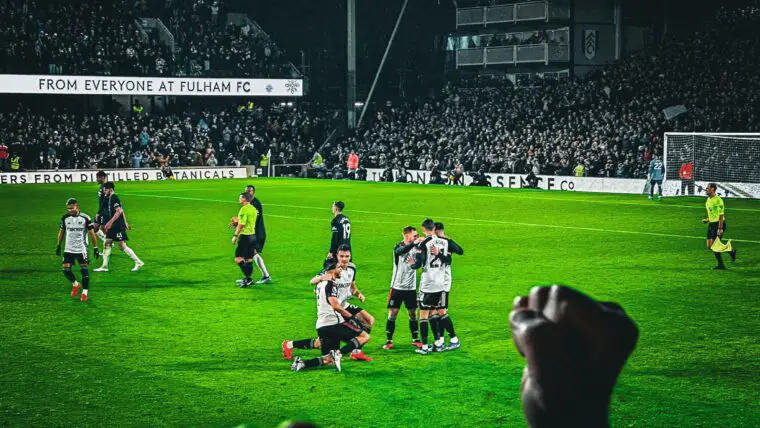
left=206, top=153, right=218, bottom=167
left=0, top=142, right=9, bottom=171
left=347, top=151, right=359, bottom=176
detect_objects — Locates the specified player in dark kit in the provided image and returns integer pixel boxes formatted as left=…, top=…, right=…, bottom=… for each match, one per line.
left=244, top=185, right=271, bottom=283
left=93, top=170, right=109, bottom=243
left=57, top=198, right=99, bottom=302
left=325, top=201, right=351, bottom=268
left=94, top=182, right=144, bottom=272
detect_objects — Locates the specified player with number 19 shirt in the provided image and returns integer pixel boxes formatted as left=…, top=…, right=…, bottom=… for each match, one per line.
left=326, top=201, right=351, bottom=267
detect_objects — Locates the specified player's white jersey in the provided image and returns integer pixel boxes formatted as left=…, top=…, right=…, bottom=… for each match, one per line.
left=419, top=236, right=448, bottom=293
left=443, top=263, right=452, bottom=292
left=60, top=213, right=92, bottom=254
left=322, top=262, right=357, bottom=307
left=315, top=280, right=344, bottom=329
left=391, top=242, right=417, bottom=291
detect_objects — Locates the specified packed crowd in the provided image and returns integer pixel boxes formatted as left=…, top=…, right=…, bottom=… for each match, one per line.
left=0, top=0, right=174, bottom=76
left=155, top=0, right=293, bottom=77
left=323, top=6, right=760, bottom=179
left=0, top=102, right=326, bottom=171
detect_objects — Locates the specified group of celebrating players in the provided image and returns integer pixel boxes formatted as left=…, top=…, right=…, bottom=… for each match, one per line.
left=279, top=202, right=465, bottom=372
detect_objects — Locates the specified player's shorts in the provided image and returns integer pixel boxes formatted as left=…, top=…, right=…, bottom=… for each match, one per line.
left=440, top=291, right=450, bottom=309
left=317, top=323, right=362, bottom=355
left=418, top=291, right=443, bottom=310
left=707, top=222, right=727, bottom=240
left=106, top=227, right=128, bottom=242
left=63, top=251, right=89, bottom=265
left=94, top=214, right=101, bottom=225
left=255, top=234, right=266, bottom=253
left=345, top=304, right=363, bottom=316
left=650, top=179, right=662, bottom=187
left=388, top=288, right=417, bottom=310
left=235, top=234, right=257, bottom=259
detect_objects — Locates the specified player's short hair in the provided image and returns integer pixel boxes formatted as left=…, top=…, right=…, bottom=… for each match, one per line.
left=96, top=170, right=107, bottom=178
left=333, top=201, right=345, bottom=212
left=421, top=218, right=435, bottom=231
left=103, top=182, right=115, bottom=189
left=403, top=226, right=416, bottom=234
left=66, top=198, right=78, bottom=206
left=707, top=183, right=717, bottom=191
left=434, top=222, right=444, bottom=231
left=246, top=185, right=255, bottom=192
left=337, top=244, right=351, bottom=253
left=241, top=192, right=254, bottom=202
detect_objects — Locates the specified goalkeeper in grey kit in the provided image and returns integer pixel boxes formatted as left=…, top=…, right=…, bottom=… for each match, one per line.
left=648, top=155, right=665, bottom=200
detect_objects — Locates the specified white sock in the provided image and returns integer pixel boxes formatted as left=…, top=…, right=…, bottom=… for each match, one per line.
left=435, top=338, right=444, bottom=347
left=82, top=289, right=89, bottom=295
left=96, top=230, right=107, bottom=241
left=286, top=341, right=294, bottom=349
left=352, top=349, right=361, bottom=354
left=123, top=246, right=142, bottom=264
left=450, top=336, right=459, bottom=343
left=253, top=254, right=269, bottom=277
left=102, top=247, right=112, bottom=267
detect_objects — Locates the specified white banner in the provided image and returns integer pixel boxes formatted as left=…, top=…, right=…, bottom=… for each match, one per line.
left=0, top=167, right=248, bottom=185
left=663, top=180, right=760, bottom=198
left=366, top=168, right=649, bottom=194
left=663, top=104, right=688, bottom=120
left=0, top=75, right=303, bottom=97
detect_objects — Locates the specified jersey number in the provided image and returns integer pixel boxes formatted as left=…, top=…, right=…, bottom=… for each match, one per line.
left=342, top=224, right=351, bottom=240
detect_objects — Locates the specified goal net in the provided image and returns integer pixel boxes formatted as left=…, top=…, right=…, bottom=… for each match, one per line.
left=663, top=133, right=760, bottom=198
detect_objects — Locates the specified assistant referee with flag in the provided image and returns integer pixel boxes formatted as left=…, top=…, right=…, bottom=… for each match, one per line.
left=703, top=183, right=737, bottom=270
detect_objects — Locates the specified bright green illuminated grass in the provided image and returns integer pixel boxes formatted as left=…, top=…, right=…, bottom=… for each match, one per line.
left=1, top=178, right=758, bottom=427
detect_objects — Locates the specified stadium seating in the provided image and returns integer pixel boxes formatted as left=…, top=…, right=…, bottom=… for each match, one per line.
left=320, top=6, right=760, bottom=178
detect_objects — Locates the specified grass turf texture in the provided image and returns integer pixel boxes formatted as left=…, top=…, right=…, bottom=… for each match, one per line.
left=1, top=178, right=759, bottom=428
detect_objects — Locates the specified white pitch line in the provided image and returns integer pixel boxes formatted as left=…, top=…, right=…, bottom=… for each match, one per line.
left=122, top=192, right=760, bottom=245
left=472, top=193, right=760, bottom=212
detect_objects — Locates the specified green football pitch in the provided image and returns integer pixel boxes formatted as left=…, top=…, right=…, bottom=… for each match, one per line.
left=1, top=178, right=759, bottom=427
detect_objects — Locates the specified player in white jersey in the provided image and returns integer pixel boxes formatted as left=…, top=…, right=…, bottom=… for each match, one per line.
left=383, top=226, right=423, bottom=350
left=282, top=245, right=374, bottom=362
left=410, top=218, right=449, bottom=355
left=287, top=267, right=371, bottom=372
left=56, top=198, right=99, bottom=302
left=434, top=222, right=463, bottom=350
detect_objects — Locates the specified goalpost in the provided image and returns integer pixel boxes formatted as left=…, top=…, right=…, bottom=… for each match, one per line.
left=663, top=133, right=760, bottom=198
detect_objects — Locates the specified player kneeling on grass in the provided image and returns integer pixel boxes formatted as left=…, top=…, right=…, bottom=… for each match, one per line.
left=283, top=246, right=374, bottom=362
left=57, top=198, right=99, bottom=302
left=289, top=268, right=371, bottom=372
left=94, top=182, right=144, bottom=272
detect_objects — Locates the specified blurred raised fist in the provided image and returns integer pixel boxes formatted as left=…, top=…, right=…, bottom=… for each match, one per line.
left=509, top=285, right=638, bottom=428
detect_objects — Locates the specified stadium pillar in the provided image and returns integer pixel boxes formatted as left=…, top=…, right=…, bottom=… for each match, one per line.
left=614, top=0, right=622, bottom=60
left=347, top=0, right=357, bottom=129
left=357, top=0, right=409, bottom=129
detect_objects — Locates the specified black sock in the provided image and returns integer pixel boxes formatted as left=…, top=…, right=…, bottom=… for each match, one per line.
left=441, top=315, right=456, bottom=338
left=80, top=267, right=89, bottom=290
left=386, top=317, right=396, bottom=342
left=63, top=267, right=76, bottom=283
left=340, top=338, right=361, bottom=355
left=714, top=251, right=724, bottom=267
left=293, top=339, right=315, bottom=349
left=410, top=318, right=419, bottom=341
left=243, top=262, right=254, bottom=279
left=420, top=319, right=429, bottom=345
left=430, top=316, right=441, bottom=341
left=237, top=261, right=247, bottom=276
left=303, top=357, right=323, bottom=369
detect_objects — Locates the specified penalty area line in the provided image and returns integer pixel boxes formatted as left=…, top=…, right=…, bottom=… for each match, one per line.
left=121, top=192, right=760, bottom=244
